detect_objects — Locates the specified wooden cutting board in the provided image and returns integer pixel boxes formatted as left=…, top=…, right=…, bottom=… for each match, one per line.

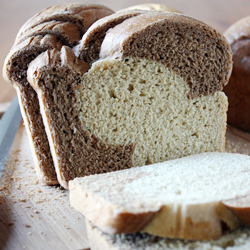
left=1, top=122, right=250, bottom=250
left=0, top=123, right=89, bottom=250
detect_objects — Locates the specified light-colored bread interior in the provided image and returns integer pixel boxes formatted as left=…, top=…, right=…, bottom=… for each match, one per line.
left=77, top=58, right=227, bottom=167
left=70, top=152, right=250, bottom=240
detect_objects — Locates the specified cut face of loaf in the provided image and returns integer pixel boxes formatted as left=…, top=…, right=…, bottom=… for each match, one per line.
left=2, top=3, right=114, bottom=185
left=78, top=58, right=227, bottom=167
left=69, top=152, right=250, bottom=241
left=86, top=220, right=250, bottom=250
left=27, top=11, right=232, bottom=189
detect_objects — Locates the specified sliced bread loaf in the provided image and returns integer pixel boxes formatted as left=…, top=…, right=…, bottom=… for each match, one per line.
left=86, top=220, right=250, bottom=250
left=28, top=11, right=231, bottom=189
left=69, top=152, right=250, bottom=241
left=2, top=3, right=114, bottom=185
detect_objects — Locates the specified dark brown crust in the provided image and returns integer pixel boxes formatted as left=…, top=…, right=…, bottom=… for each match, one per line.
left=223, top=16, right=250, bottom=132
left=28, top=47, right=135, bottom=189
left=100, top=12, right=233, bottom=98
left=15, top=3, right=114, bottom=41
left=75, top=10, right=145, bottom=63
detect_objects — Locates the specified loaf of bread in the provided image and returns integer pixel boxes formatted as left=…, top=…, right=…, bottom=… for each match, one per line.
left=27, top=10, right=232, bottom=189
left=69, top=152, right=250, bottom=241
left=86, top=220, right=250, bottom=250
left=223, top=16, right=250, bottom=132
left=2, top=3, right=114, bottom=185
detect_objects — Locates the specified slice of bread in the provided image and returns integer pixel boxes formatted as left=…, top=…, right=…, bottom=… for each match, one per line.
left=69, top=152, right=250, bottom=241
left=27, top=11, right=232, bottom=189
left=2, top=3, right=114, bottom=185
left=86, top=220, right=250, bottom=250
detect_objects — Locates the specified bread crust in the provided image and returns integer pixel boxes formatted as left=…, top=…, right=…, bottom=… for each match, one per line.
left=71, top=186, right=239, bottom=241
left=223, top=16, right=250, bottom=132
left=15, top=3, right=114, bottom=42
left=75, top=6, right=180, bottom=63
left=15, top=21, right=81, bottom=47
left=75, top=10, right=145, bottom=63
left=223, top=195, right=250, bottom=226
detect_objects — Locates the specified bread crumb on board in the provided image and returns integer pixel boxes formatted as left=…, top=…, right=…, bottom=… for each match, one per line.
left=0, top=143, right=83, bottom=242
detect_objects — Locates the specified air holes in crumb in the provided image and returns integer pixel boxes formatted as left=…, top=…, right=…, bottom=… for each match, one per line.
left=191, top=133, right=198, bottom=138
left=96, top=100, right=101, bottom=105
left=139, top=79, right=146, bottom=84
left=156, top=31, right=164, bottom=37
left=145, top=156, right=152, bottom=165
left=109, top=90, right=116, bottom=98
left=128, top=84, right=134, bottom=92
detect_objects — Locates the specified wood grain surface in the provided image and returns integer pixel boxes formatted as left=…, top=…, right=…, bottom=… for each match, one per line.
left=1, top=0, right=250, bottom=249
